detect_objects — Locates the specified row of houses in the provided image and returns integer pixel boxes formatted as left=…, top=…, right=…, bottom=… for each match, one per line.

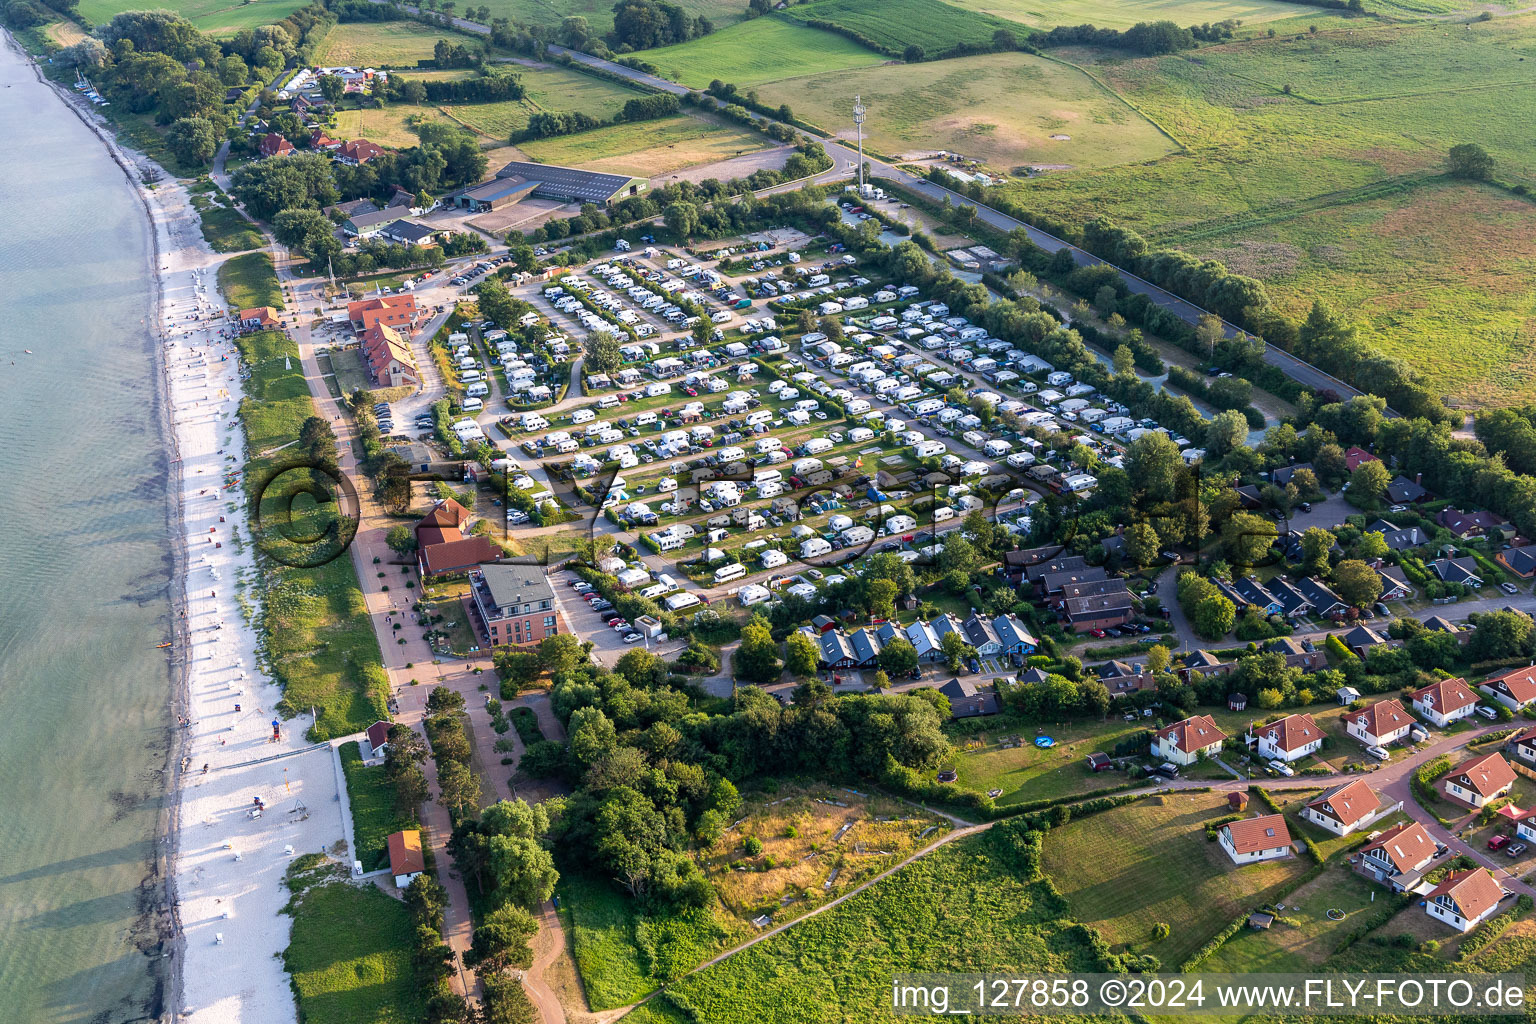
left=999, top=549, right=1137, bottom=633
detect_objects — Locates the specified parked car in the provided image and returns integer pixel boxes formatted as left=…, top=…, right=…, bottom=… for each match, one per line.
left=622, top=632, right=644, bottom=644
left=1154, top=762, right=1180, bottom=778
left=1502, top=582, right=1521, bottom=595
left=1267, top=759, right=1295, bottom=777
left=1508, top=843, right=1528, bottom=858
left=1477, top=705, right=1501, bottom=720
left=1489, top=834, right=1510, bottom=851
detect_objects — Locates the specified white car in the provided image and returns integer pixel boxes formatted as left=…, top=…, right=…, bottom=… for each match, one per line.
left=1267, top=759, right=1295, bottom=777
left=623, top=632, right=644, bottom=644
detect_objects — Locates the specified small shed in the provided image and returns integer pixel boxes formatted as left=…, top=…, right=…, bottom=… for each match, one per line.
left=364, top=720, right=391, bottom=760
left=387, top=829, right=426, bottom=888
left=1228, top=791, right=1249, bottom=812
left=1247, top=912, right=1274, bottom=930
left=1337, top=685, right=1361, bottom=706
left=1227, top=693, right=1248, bottom=712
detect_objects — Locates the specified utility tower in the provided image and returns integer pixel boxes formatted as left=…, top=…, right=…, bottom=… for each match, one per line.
left=853, top=95, right=866, bottom=194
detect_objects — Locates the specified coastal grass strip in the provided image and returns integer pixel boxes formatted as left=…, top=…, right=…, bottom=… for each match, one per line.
left=338, top=741, right=418, bottom=872
left=219, top=251, right=282, bottom=310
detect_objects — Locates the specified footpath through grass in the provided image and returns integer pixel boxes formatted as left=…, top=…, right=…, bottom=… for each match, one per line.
left=338, top=741, right=417, bottom=872
left=236, top=330, right=387, bottom=738
left=282, top=856, right=426, bottom=1024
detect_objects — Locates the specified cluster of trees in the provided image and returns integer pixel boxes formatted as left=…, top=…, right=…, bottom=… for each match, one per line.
left=491, top=631, right=589, bottom=697
left=609, top=0, right=712, bottom=50
left=1036, top=20, right=1199, bottom=55
left=518, top=92, right=679, bottom=141
left=384, top=67, right=522, bottom=104
left=398, top=874, right=471, bottom=1023
left=423, top=687, right=483, bottom=820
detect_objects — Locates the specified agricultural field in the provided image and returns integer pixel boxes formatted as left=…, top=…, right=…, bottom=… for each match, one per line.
left=700, top=786, right=950, bottom=927
left=754, top=51, right=1178, bottom=168
left=996, top=18, right=1536, bottom=404
left=942, top=0, right=1328, bottom=29
left=332, top=101, right=444, bottom=148
left=519, top=116, right=770, bottom=178
left=1041, top=791, right=1314, bottom=965
left=478, top=0, right=749, bottom=35
left=42, top=19, right=87, bottom=46
left=778, top=0, right=1027, bottom=55
left=646, top=828, right=1117, bottom=1024
left=313, top=20, right=476, bottom=67
left=642, top=17, right=887, bottom=89
left=75, top=0, right=311, bottom=34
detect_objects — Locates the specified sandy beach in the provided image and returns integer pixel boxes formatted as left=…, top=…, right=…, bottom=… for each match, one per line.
left=20, top=44, right=358, bottom=1024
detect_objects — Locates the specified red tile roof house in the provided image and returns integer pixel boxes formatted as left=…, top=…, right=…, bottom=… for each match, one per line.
left=237, top=306, right=280, bottom=331
left=1425, top=868, right=1505, bottom=933
left=1507, top=726, right=1536, bottom=771
left=1302, top=778, right=1394, bottom=837
left=363, top=720, right=390, bottom=759
left=1218, top=813, right=1293, bottom=865
left=1443, top=752, right=1517, bottom=809
left=1356, top=821, right=1439, bottom=890
left=361, top=323, right=419, bottom=389
left=1410, top=677, right=1478, bottom=728
left=310, top=129, right=342, bottom=151
left=335, top=138, right=385, bottom=165
left=1480, top=667, right=1536, bottom=712
left=1345, top=698, right=1414, bottom=748
left=259, top=132, right=294, bottom=157
left=1344, top=446, right=1379, bottom=472
left=1515, top=808, right=1536, bottom=845
left=419, top=535, right=500, bottom=578
left=349, top=294, right=418, bottom=333
left=1254, top=713, right=1324, bottom=763
left=1150, top=715, right=1227, bottom=767
left=387, top=829, right=426, bottom=888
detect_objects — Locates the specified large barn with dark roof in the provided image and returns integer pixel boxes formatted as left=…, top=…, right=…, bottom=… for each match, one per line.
left=449, top=160, right=642, bottom=211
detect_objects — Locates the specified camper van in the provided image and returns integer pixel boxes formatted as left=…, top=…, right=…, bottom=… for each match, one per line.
left=910, top=398, right=944, bottom=417
left=757, top=480, right=784, bottom=499
left=932, top=506, right=956, bottom=523
left=799, top=538, right=832, bottom=559
left=664, top=592, right=701, bottom=612
left=713, top=563, right=747, bottom=584
left=755, top=437, right=782, bottom=454
left=520, top=413, right=548, bottom=431
left=746, top=410, right=774, bottom=427
left=884, top=514, right=917, bottom=534
left=466, top=382, right=489, bottom=398
left=912, top=439, right=947, bottom=458
left=754, top=468, right=783, bottom=486
left=461, top=397, right=483, bottom=412
left=847, top=427, right=875, bottom=443
left=556, top=438, right=579, bottom=454
left=596, top=396, right=620, bottom=410
left=841, top=525, right=875, bottom=547
left=571, top=408, right=596, bottom=424
left=801, top=437, right=833, bottom=456
left=634, top=411, right=658, bottom=427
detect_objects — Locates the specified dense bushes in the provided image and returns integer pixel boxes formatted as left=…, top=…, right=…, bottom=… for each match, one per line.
left=1037, top=20, right=1204, bottom=55
left=516, top=92, right=680, bottom=142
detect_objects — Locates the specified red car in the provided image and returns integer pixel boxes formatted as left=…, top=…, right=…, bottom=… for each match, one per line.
left=1089, top=629, right=1107, bottom=638
left=1490, top=834, right=1511, bottom=851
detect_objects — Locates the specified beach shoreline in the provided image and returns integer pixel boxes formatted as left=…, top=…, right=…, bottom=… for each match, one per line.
left=6, top=30, right=354, bottom=1024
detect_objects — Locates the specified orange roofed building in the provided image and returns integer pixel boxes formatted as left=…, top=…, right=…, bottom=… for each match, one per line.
left=361, top=323, right=419, bottom=389
left=387, top=830, right=425, bottom=888
left=349, top=294, right=418, bottom=333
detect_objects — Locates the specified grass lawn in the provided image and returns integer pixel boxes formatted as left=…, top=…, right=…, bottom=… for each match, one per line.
left=76, top=0, right=312, bottom=35
left=327, top=345, right=373, bottom=397
left=479, top=0, right=748, bottom=35
left=332, top=102, right=443, bottom=149
left=218, top=252, right=282, bottom=309
left=314, top=19, right=477, bottom=67
left=946, top=0, right=1327, bottom=29
left=558, top=872, right=735, bottom=1011
left=949, top=716, right=1147, bottom=805
left=282, top=858, right=426, bottom=1024
left=338, top=742, right=418, bottom=872
left=192, top=196, right=263, bottom=253
left=1042, top=791, right=1314, bottom=965
left=655, top=828, right=1113, bottom=1024
left=642, top=17, right=886, bottom=89
left=778, top=0, right=1025, bottom=56
left=519, top=116, right=768, bottom=178
left=237, top=330, right=389, bottom=738
left=1200, top=862, right=1397, bottom=972
left=755, top=51, right=1177, bottom=168
left=995, top=18, right=1536, bottom=404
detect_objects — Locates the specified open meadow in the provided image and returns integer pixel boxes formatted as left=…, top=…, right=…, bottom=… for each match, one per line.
left=754, top=51, right=1178, bottom=168
left=641, top=17, right=887, bottom=88
left=942, top=0, right=1329, bottom=29
left=313, top=20, right=477, bottom=67
left=519, top=115, right=769, bottom=177
left=778, top=0, right=1026, bottom=55
left=75, top=0, right=311, bottom=34
left=1041, top=791, right=1314, bottom=965
left=478, top=0, right=748, bottom=35
left=993, top=18, right=1536, bottom=403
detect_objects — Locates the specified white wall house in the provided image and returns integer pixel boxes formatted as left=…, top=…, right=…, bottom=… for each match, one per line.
left=1254, top=713, right=1324, bottom=763
left=1410, top=677, right=1478, bottom=728
left=1218, top=814, right=1292, bottom=865
left=1344, top=699, right=1414, bottom=747
left=1150, top=715, right=1226, bottom=767
left=1425, top=869, right=1504, bottom=933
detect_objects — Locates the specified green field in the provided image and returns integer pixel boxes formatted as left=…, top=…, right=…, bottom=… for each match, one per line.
left=520, top=115, right=768, bottom=177
left=949, top=717, right=1150, bottom=804
left=217, top=252, right=281, bottom=309
left=338, top=742, right=418, bottom=872
left=650, top=829, right=1115, bottom=1024
left=75, top=0, right=310, bottom=35
left=778, top=0, right=1026, bottom=55
left=1041, top=792, right=1313, bottom=965
left=755, top=51, right=1177, bottom=168
left=642, top=17, right=887, bottom=89
left=313, top=20, right=477, bottom=67
left=993, top=18, right=1536, bottom=404
left=479, top=0, right=748, bottom=35
left=282, top=858, right=426, bottom=1024
left=945, top=0, right=1327, bottom=29
left=193, top=197, right=264, bottom=253
left=1201, top=863, right=1392, bottom=972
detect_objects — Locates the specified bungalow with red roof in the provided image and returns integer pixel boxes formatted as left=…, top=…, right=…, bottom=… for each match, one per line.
left=419, top=535, right=500, bottom=578
left=237, top=306, right=280, bottom=331
left=1425, top=868, right=1505, bottom=932
left=1356, top=821, right=1439, bottom=890
left=1506, top=726, right=1536, bottom=771
left=1437, top=507, right=1513, bottom=541
left=1345, top=698, right=1413, bottom=748
left=1302, top=778, right=1392, bottom=837
left=387, top=829, right=426, bottom=888
left=1217, top=813, right=1292, bottom=865
left=1443, top=752, right=1516, bottom=809
left=1344, top=446, right=1378, bottom=472
left=1496, top=544, right=1536, bottom=579
left=1481, top=666, right=1536, bottom=712
left=1150, top=714, right=1227, bottom=766
left=1254, top=712, right=1324, bottom=763
left=310, top=129, right=342, bottom=151
left=363, top=720, right=390, bottom=759
left=1410, top=677, right=1478, bottom=728
left=259, top=132, right=294, bottom=157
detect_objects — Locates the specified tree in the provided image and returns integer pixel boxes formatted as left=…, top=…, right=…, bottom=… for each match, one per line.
left=879, top=636, right=919, bottom=678
left=537, top=633, right=584, bottom=675
left=1300, top=526, right=1336, bottom=576
left=1125, top=430, right=1183, bottom=502
left=735, top=614, right=781, bottom=683
left=299, top=415, right=338, bottom=465
left=1332, top=559, right=1382, bottom=609
left=1125, top=521, right=1160, bottom=567
left=167, top=117, right=219, bottom=167
left=614, top=648, right=667, bottom=688
left=903, top=43, right=925, bottom=61
left=866, top=552, right=916, bottom=596
left=1469, top=610, right=1536, bottom=661
left=1196, top=312, right=1224, bottom=359
left=437, top=759, right=480, bottom=819
left=1448, top=143, right=1494, bottom=181
left=1146, top=644, right=1171, bottom=674
left=1222, top=511, right=1276, bottom=568
left=868, top=577, right=898, bottom=619
left=1349, top=459, right=1391, bottom=505
left=319, top=73, right=345, bottom=103
left=1193, top=594, right=1235, bottom=640
left=568, top=706, right=617, bottom=764
left=784, top=631, right=819, bottom=677
left=1113, top=344, right=1135, bottom=376
left=467, top=902, right=537, bottom=971
left=1351, top=530, right=1389, bottom=562
left=1205, top=410, right=1248, bottom=458
left=475, top=277, right=521, bottom=330
left=585, top=333, right=623, bottom=375
left=386, top=524, right=417, bottom=554
left=663, top=201, right=700, bottom=240
left=486, top=831, right=558, bottom=908
left=939, top=630, right=974, bottom=672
